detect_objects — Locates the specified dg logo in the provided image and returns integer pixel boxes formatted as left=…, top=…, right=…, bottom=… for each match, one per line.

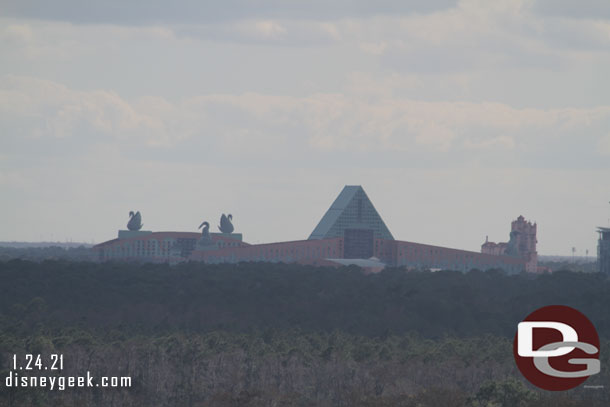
left=513, top=305, right=600, bottom=391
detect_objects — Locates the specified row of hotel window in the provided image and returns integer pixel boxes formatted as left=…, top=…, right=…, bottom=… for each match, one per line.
left=103, top=239, right=244, bottom=257
left=207, top=245, right=341, bottom=260
left=103, top=241, right=340, bottom=259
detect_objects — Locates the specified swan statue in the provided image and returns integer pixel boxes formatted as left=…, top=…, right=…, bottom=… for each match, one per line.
left=127, top=211, right=143, bottom=231
left=218, top=214, right=234, bottom=234
left=198, top=221, right=211, bottom=240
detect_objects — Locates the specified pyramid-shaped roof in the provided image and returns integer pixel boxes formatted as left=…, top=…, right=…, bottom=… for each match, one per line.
left=308, top=185, right=394, bottom=240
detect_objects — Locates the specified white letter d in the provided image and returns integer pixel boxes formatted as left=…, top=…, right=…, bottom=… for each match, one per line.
left=518, top=321, right=578, bottom=357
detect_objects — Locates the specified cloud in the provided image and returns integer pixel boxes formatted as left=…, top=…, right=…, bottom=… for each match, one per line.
left=3, top=23, right=34, bottom=42
left=359, top=41, right=388, bottom=55
left=598, top=134, right=610, bottom=156
left=2, top=0, right=458, bottom=25
left=2, top=2, right=610, bottom=111
left=2, top=75, right=609, bottom=171
left=464, top=135, right=515, bottom=150
left=0, top=76, right=155, bottom=137
left=174, top=19, right=341, bottom=46
left=319, top=0, right=610, bottom=76
left=532, top=0, right=610, bottom=20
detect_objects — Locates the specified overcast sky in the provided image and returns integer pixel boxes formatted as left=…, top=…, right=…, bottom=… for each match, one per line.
left=1, top=0, right=609, bottom=255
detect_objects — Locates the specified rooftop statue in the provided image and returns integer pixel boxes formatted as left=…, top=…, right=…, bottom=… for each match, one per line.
left=218, top=214, right=234, bottom=234
left=198, top=221, right=211, bottom=240
left=127, top=211, right=143, bottom=231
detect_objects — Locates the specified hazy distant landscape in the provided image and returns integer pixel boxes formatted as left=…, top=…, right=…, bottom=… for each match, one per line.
left=0, top=244, right=93, bottom=263
left=0, top=243, right=598, bottom=274
left=0, top=242, right=93, bottom=249
left=2, top=0, right=610, bottom=405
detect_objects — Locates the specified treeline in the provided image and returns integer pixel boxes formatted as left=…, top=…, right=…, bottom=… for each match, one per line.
left=0, top=246, right=92, bottom=263
left=0, top=260, right=609, bottom=338
left=1, top=330, right=608, bottom=407
left=538, top=260, right=598, bottom=273
left=1, top=261, right=609, bottom=406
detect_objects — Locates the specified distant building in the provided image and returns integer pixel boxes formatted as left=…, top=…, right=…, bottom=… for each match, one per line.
left=598, top=227, right=610, bottom=274
left=481, top=237, right=508, bottom=256
left=93, top=185, right=533, bottom=274
left=93, top=231, right=247, bottom=265
left=481, top=215, right=539, bottom=273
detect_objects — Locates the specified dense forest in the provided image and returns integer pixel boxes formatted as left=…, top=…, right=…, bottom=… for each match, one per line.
left=0, top=246, right=92, bottom=263
left=0, top=260, right=608, bottom=406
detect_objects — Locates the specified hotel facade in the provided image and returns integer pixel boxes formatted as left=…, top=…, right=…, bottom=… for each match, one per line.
left=93, top=186, right=538, bottom=274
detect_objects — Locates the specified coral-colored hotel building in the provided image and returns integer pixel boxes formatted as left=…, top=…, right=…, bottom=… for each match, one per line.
left=93, top=186, right=539, bottom=273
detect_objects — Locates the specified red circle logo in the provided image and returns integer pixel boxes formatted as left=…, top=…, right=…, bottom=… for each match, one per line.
left=513, top=305, right=600, bottom=391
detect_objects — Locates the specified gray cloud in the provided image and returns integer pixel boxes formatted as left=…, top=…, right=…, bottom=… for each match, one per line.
left=532, top=0, right=610, bottom=19
left=2, top=75, right=609, bottom=171
left=2, top=0, right=457, bottom=24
